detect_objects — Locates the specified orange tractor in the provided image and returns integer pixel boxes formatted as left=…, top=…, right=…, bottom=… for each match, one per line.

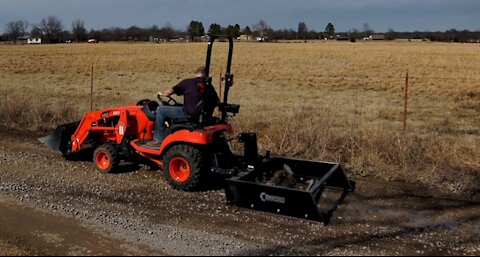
left=41, top=36, right=355, bottom=223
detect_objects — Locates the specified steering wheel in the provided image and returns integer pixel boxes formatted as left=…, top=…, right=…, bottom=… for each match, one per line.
left=136, top=99, right=151, bottom=106
left=157, top=94, right=178, bottom=106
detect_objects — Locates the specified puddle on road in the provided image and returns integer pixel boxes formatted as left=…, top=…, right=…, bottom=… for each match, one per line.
left=0, top=198, right=162, bottom=256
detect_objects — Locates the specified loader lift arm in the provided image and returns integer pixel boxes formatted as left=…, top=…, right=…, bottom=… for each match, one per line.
left=71, top=109, right=129, bottom=153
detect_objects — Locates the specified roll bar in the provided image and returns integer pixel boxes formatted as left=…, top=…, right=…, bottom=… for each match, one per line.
left=204, top=35, right=235, bottom=123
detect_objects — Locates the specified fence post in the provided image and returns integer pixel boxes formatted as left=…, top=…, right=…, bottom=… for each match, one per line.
left=90, top=63, right=94, bottom=111
left=2, top=93, right=8, bottom=121
left=403, top=70, right=409, bottom=132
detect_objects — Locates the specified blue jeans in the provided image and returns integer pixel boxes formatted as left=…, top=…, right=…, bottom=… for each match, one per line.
left=154, top=106, right=186, bottom=142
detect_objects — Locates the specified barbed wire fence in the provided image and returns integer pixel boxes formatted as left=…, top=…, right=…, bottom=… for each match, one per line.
left=0, top=71, right=479, bottom=133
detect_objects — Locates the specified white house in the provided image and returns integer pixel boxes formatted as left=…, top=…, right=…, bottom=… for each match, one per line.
left=27, top=38, right=42, bottom=44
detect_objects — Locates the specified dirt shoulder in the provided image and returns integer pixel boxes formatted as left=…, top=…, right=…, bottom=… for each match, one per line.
left=0, top=198, right=161, bottom=256
left=0, top=131, right=479, bottom=255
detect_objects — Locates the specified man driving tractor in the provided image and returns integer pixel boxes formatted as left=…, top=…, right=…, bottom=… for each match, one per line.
left=147, top=66, right=212, bottom=147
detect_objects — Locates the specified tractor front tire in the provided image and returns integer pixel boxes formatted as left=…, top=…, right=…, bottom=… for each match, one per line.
left=94, top=143, right=119, bottom=173
left=163, top=144, right=204, bottom=191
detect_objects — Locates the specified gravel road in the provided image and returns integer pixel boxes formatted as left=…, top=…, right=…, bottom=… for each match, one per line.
left=0, top=131, right=479, bottom=256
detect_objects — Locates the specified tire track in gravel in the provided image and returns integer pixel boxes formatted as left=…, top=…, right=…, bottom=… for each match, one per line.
left=0, top=131, right=479, bottom=255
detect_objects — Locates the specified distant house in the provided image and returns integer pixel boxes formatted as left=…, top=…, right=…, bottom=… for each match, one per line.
left=368, top=34, right=385, bottom=40
left=190, top=36, right=209, bottom=42
left=27, top=38, right=42, bottom=44
left=336, top=35, right=350, bottom=41
left=168, top=37, right=185, bottom=42
left=237, top=35, right=251, bottom=41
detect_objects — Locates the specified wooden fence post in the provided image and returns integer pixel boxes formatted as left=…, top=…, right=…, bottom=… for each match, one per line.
left=403, top=70, right=409, bottom=132
left=90, top=63, right=94, bottom=111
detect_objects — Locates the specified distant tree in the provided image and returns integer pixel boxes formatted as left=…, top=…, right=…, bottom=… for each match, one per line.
left=234, top=24, right=241, bottom=37
left=160, top=22, right=175, bottom=40
left=13, top=21, right=480, bottom=43
left=225, top=24, right=241, bottom=38
left=40, top=16, right=63, bottom=43
left=149, top=25, right=160, bottom=39
left=18, top=20, right=29, bottom=39
left=253, top=20, right=269, bottom=37
left=242, top=26, right=252, bottom=40
left=60, top=29, right=72, bottom=41
left=114, top=27, right=127, bottom=41
left=126, top=26, right=142, bottom=40
left=87, top=29, right=102, bottom=41
left=30, top=25, right=42, bottom=38
left=98, top=27, right=126, bottom=41
left=272, top=29, right=290, bottom=40
left=297, top=22, right=308, bottom=40
left=276, top=28, right=292, bottom=40
left=208, top=23, right=223, bottom=36
left=324, top=22, right=335, bottom=39
left=363, top=23, right=374, bottom=36
left=307, top=29, right=319, bottom=40
left=187, top=20, right=205, bottom=40
left=446, top=28, right=460, bottom=42
left=385, top=28, right=396, bottom=40
left=348, top=28, right=360, bottom=39
left=72, top=19, right=87, bottom=43
left=5, top=20, right=29, bottom=44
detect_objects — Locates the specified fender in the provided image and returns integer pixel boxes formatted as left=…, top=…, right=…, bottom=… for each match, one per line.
left=130, top=124, right=233, bottom=156
left=159, top=124, right=233, bottom=154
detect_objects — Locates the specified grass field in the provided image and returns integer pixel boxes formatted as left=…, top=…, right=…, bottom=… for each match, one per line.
left=0, top=41, right=479, bottom=197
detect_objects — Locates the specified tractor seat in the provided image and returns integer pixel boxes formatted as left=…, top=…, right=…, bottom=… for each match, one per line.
left=166, top=99, right=219, bottom=134
left=166, top=123, right=198, bottom=134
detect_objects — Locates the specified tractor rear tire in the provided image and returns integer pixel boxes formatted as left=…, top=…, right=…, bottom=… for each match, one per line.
left=163, top=144, right=204, bottom=191
left=94, top=143, right=119, bottom=173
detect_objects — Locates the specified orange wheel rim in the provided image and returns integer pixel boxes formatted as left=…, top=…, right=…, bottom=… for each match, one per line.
left=96, top=150, right=111, bottom=170
left=169, top=157, right=190, bottom=183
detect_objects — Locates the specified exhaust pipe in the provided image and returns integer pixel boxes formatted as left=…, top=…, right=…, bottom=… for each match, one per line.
left=38, top=121, right=80, bottom=155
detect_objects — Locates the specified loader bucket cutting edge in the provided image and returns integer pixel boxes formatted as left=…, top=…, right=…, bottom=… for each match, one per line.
left=224, top=156, right=355, bottom=224
left=38, top=121, right=80, bottom=155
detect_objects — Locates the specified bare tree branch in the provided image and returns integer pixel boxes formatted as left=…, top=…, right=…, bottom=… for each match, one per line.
left=40, top=16, right=63, bottom=43
left=72, top=19, right=86, bottom=43
left=4, top=20, right=29, bottom=44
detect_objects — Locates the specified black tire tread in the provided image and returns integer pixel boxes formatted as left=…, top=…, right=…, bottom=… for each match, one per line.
left=93, top=143, right=119, bottom=173
left=163, top=144, right=204, bottom=191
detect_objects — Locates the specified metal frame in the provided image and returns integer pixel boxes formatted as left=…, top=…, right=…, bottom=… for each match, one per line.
left=225, top=148, right=355, bottom=224
left=204, top=35, right=236, bottom=123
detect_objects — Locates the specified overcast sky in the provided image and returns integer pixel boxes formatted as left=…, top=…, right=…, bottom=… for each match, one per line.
left=1, top=0, right=479, bottom=33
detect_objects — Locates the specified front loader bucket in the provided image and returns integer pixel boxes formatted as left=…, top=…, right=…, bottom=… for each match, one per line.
left=224, top=156, right=355, bottom=224
left=38, top=121, right=79, bottom=155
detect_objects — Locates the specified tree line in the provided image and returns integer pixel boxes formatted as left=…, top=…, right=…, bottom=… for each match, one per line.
left=2, top=16, right=480, bottom=44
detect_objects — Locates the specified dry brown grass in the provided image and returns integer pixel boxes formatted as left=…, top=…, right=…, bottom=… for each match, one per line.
left=0, top=96, right=78, bottom=134
left=0, top=41, right=478, bottom=197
